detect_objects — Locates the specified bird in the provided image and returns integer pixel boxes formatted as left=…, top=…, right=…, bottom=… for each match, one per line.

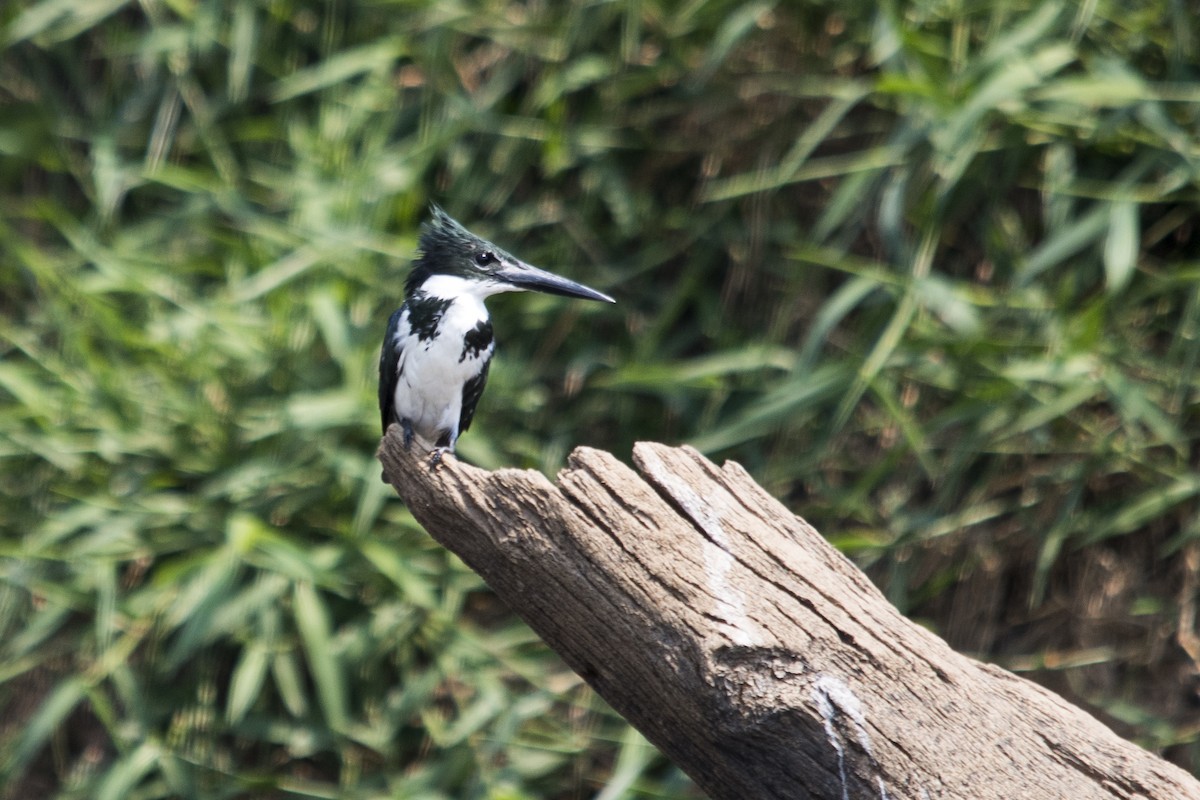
left=379, top=204, right=614, bottom=465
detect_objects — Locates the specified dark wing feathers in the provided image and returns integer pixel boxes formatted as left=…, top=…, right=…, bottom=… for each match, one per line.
left=378, top=306, right=405, bottom=435
left=458, top=356, right=491, bottom=438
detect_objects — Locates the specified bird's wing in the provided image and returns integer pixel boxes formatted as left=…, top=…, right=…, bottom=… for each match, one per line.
left=458, top=355, right=491, bottom=437
left=378, top=306, right=406, bottom=435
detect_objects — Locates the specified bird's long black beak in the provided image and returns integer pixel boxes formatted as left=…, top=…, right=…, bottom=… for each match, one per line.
left=496, top=261, right=615, bottom=303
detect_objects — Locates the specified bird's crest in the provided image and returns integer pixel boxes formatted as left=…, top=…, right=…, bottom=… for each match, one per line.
left=405, top=204, right=510, bottom=297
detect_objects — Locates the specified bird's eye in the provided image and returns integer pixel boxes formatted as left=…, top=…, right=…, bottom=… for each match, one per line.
left=474, top=250, right=496, bottom=267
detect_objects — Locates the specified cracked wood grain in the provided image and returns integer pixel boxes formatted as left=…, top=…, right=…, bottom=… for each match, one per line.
left=378, top=429, right=1200, bottom=800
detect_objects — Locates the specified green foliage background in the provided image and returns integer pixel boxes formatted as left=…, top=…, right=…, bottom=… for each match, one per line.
left=2, top=0, right=1199, bottom=796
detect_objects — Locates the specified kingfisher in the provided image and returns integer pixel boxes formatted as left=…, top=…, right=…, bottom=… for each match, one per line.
left=379, top=205, right=614, bottom=464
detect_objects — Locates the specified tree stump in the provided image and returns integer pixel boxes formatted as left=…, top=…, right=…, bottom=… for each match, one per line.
left=378, top=430, right=1200, bottom=800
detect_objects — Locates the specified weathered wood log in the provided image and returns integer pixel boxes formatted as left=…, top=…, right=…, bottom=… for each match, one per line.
left=378, top=429, right=1200, bottom=800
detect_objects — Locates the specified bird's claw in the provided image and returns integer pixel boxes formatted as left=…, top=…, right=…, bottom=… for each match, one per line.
left=428, top=447, right=451, bottom=471
left=400, top=419, right=415, bottom=451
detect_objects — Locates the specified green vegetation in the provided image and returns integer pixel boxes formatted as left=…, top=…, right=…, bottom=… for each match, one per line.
left=2, top=0, right=1198, bottom=796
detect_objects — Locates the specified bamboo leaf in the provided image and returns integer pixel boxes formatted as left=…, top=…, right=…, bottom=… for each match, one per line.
left=227, top=642, right=271, bottom=724
left=293, top=581, right=348, bottom=732
left=1103, top=201, right=1139, bottom=294
left=95, top=740, right=161, bottom=800
left=0, top=678, right=86, bottom=779
left=268, top=39, right=408, bottom=102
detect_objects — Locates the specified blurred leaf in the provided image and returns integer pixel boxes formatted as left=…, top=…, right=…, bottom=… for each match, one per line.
left=597, top=346, right=796, bottom=392
left=360, top=539, right=438, bottom=610
left=226, top=642, right=271, bottom=724
left=95, top=740, right=161, bottom=800
left=163, top=550, right=241, bottom=669
left=687, top=1, right=774, bottom=88
left=1103, top=201, right=1139, bottom=294
left=272, top=648, right=310, bottom=719
left=1018, top=202, right=1108, bottom=285
left=4, top=0, right=128, bottom=43
left=595, top=726, right=658, bottom=800
left=268, top=38, right=408, bottom=102
left=1083, top=476, right=1200, bottom=546
left=1, top=677, right=86, bottom=781
left=293, top=581, right=348, bottom=732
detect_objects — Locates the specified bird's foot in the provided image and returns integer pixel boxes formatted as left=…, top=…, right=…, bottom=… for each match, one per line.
left=400, top=419, right=415, bottom=451
left=428, top=447, right=452, bottom=471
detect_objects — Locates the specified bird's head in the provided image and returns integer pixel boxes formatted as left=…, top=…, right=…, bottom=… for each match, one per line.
left=406, top=204, right=614, bottom=304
